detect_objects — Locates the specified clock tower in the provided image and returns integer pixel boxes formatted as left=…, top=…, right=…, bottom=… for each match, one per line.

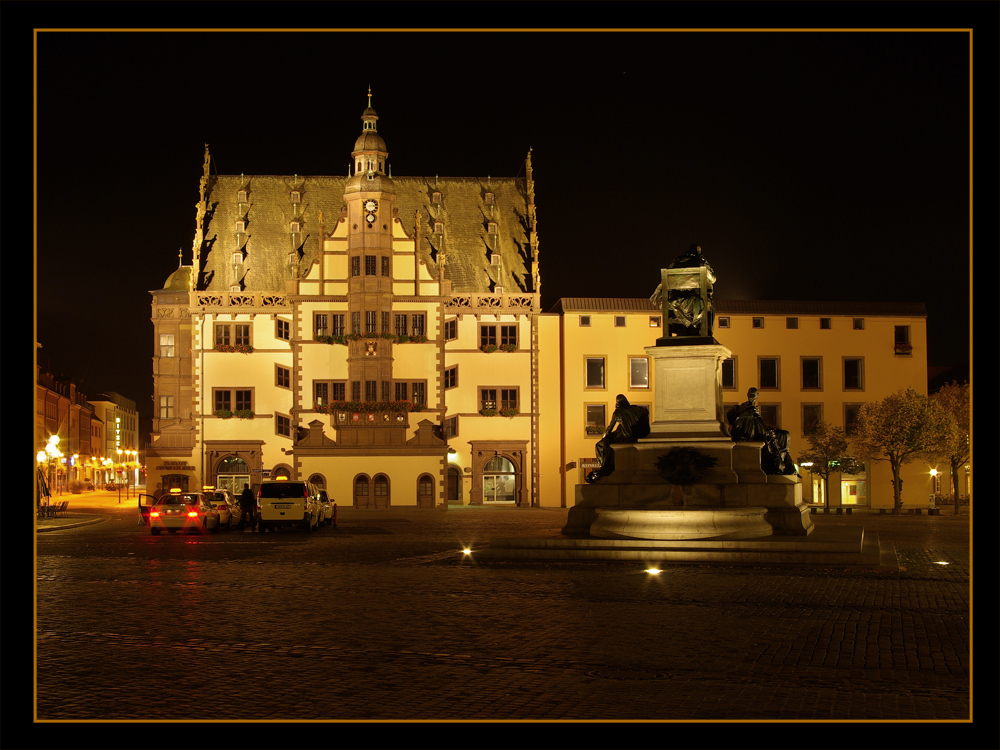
left=344, top=90, right=396, bottom=402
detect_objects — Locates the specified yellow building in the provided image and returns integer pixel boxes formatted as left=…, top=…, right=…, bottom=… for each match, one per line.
left=147, top=94, right=937, bottom=512
left=546, top=298, right=932, bottom=511
left=147, top=94, right=542, bottom=507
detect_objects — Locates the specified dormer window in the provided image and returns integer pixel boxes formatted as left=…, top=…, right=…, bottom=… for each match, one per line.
left=232, top=252, right=242, bottom=265
left=432, top=191, right=441, bottom=204
left=434, top=221, right=444, bottom=234
left=290, top=221, right=300, bottom=233
left=290, top=191, right=301, bottom=203
left=485, top=192, right=495, bottom=205
left=237, top=190, right=247, bottom=203
left=235, top=220, right=246, bottom=233
left=491, top=252, right=501, bottom=267
left=487, top=221, right=498, bottom=234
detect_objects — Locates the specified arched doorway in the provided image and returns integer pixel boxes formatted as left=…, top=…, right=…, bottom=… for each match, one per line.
left=354, top=475, right=370, bottom=509
left=216, top=456, right=250, bottom=496
left=447, top=467, right=463, bottom=505
left=373, top=474, right=390, bottom=508
left=482, top=456, right=516, bottom=504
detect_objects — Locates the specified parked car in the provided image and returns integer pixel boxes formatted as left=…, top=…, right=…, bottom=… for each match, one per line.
left=205, top=488, right=239, bottom=529
left=148, top=491, right=220, bottom=535
left=256, top=479, right=320, bottom=533
left=316, top=490, right=336, bottom=526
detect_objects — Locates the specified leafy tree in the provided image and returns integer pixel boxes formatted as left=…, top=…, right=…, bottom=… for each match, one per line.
left=852, top=388, right=954, bottom=513
left=798, top=421, right=853, bottom=510
left=931, top=381, right=970, bottom=515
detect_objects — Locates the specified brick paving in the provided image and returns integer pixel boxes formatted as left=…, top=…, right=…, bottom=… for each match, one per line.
left=31, top=492, right=978, bottom=739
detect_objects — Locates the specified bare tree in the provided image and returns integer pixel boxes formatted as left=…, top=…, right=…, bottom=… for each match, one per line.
left=931, top=381, right=970, bottom=515
left=852, top=388, right=955, bottom=513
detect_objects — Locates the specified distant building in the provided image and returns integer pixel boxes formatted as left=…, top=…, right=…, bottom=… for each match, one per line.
left=36, top=360, right=96, bottom=491
left=89, top=392, right=140, bottom=487
left=146, top=94, right=945, bottom=511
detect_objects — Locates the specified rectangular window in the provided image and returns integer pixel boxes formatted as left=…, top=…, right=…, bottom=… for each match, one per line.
left=315, top=382, right=329, bottom=407
left=894, top=325, right=910, bottom=343
left=721, top=358, right=736, bottom=390
left=237, top=190, right=247, bottom=203
left=332, top=314, right=345, bottom=336
left=580, top=315, right=591, bottom=327
left=365, top=311, right=377, bottom=334
left=586, top=357, right=605, bottom=389
left=718, top=317, right=730, bottom=328
left=276, top=319, right=290, bottom=341
left=276, top=414, right=291, bottom=437
left=759, top=357, right=779, bottom=390
left=214, top=325, right=230, bottom=348
left=629, top=357, right=649, bottom=389
left=586, top=404, right=606, bottom=436
left=752, top=317, right=764, bottom=329
left=276, top=366, right=290, bottom=389
left=844, top=358, right=864, bottom=390
left=290, top=190, right=301, bottom=203
left=351, top=256, right=361, bottom=277
left=381, top=256, right=390, bottom=277
left=214, top=390, right=231, bottom=412
left=395, top=314, right=408, bottom=337
left=159, top=395, right=174, bottom=419
left=786, top=317, right=799, bottom=329
left=444, top=366, right=458, bottom=389
left=235, top=390, right=252, bottom=412
left=480, top=325, right=497, bottom=348
left=649, top=316, right=661, bottom=328
left=853, top=318, right=865, bottom=330
left=314, top=314, right=329, bottom=337
left=614, top=315, right=626, bottom=327
left=412, top=314, right=426, bottom=338
left=444, top=319, right=457, bottom=340
left=819, top=317, right=832, bottom=330
left=351, top=381, right=361, bottom=401
left=365, top=255, right=377, bottom=276
left=801, top=357, right=822, bottom=390
left=844, top=404, right=861, bottom=436
left=382, top=381, right=391, bottom=402
left=480, top=388, right=496, bottom=411
left=802, top=404, right=823, bottom=435
left=235, top=325, right=250, bottom=347
left=412, top=382, right=426, bottom=408
left=159, top=333, right=175, bottom=358
left=395, top=382, right=408, bottom=402
left=352, top=311, right=361, bottom=335
left=759, top=404, right=779, bottom=430
left=444, top=416, right=458, bottom=439
left=365, top=380, right=378, bottom=401
left=500, top=324, right=517, bottom=348
left=500, top=388, right=518, bottom=411
left=381, top=311, right=390, bottom=334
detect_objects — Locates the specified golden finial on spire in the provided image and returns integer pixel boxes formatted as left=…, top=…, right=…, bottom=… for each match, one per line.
left=368, top=86, right=372, bottom=108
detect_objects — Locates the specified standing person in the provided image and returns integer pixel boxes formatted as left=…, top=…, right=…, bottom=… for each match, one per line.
left=239, top=483, right=256, bottom=532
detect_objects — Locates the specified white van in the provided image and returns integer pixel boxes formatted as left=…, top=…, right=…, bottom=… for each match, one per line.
left=256, top=479, right=321, bottom=533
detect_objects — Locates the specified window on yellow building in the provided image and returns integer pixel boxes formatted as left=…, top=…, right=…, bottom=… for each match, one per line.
left=801, top=357, right=822, bottom=390
left=759, top=357, right=779, bottom=390
left=843, top=357, right=864, bottom=390
left=585, top=357, right=605, bottom=389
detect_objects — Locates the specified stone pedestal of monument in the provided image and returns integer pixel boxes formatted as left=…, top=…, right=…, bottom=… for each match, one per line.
left=561, top=341, right=814, bottom=541
left=478, top=336, right=892, bottom=568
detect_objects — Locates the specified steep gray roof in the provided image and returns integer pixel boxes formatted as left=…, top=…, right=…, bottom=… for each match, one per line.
left=196, top=174, right=532, bottom=295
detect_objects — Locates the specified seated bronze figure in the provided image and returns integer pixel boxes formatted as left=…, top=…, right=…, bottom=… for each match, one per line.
left=586, top=395, right=651, bottom=483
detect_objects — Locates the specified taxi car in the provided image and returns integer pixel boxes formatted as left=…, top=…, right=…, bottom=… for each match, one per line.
left=205, top=487, right=239, bottom=529
left=148, top=491, right=221, bottom=535
left=256, top=478, right=320, bottom=533
left=316, top=490, right=336, bottom=526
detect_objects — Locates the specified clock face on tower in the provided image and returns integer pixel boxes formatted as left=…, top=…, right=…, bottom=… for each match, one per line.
left=364, top=199, right=378, bottom=224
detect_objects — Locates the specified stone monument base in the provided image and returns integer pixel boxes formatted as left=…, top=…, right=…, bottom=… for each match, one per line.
left=475, top=523, right=895, bottom=569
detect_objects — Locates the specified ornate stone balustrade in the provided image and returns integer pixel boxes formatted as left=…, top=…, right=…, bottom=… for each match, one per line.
left=194, top=293, right=290, bottom=310
left=446, top=293, right=539, bottom=312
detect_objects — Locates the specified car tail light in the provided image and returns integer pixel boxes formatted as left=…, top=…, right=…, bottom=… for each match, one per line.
left=150, top=511, right=160, bottom=518
left=187, top=511, right=199, bottom=518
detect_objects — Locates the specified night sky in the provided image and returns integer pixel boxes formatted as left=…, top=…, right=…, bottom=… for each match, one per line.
left=30, top=17, right=988, bottom=439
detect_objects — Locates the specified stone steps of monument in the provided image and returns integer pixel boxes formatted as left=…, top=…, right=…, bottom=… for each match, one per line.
left=478, top=527, right=894, bottom=570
